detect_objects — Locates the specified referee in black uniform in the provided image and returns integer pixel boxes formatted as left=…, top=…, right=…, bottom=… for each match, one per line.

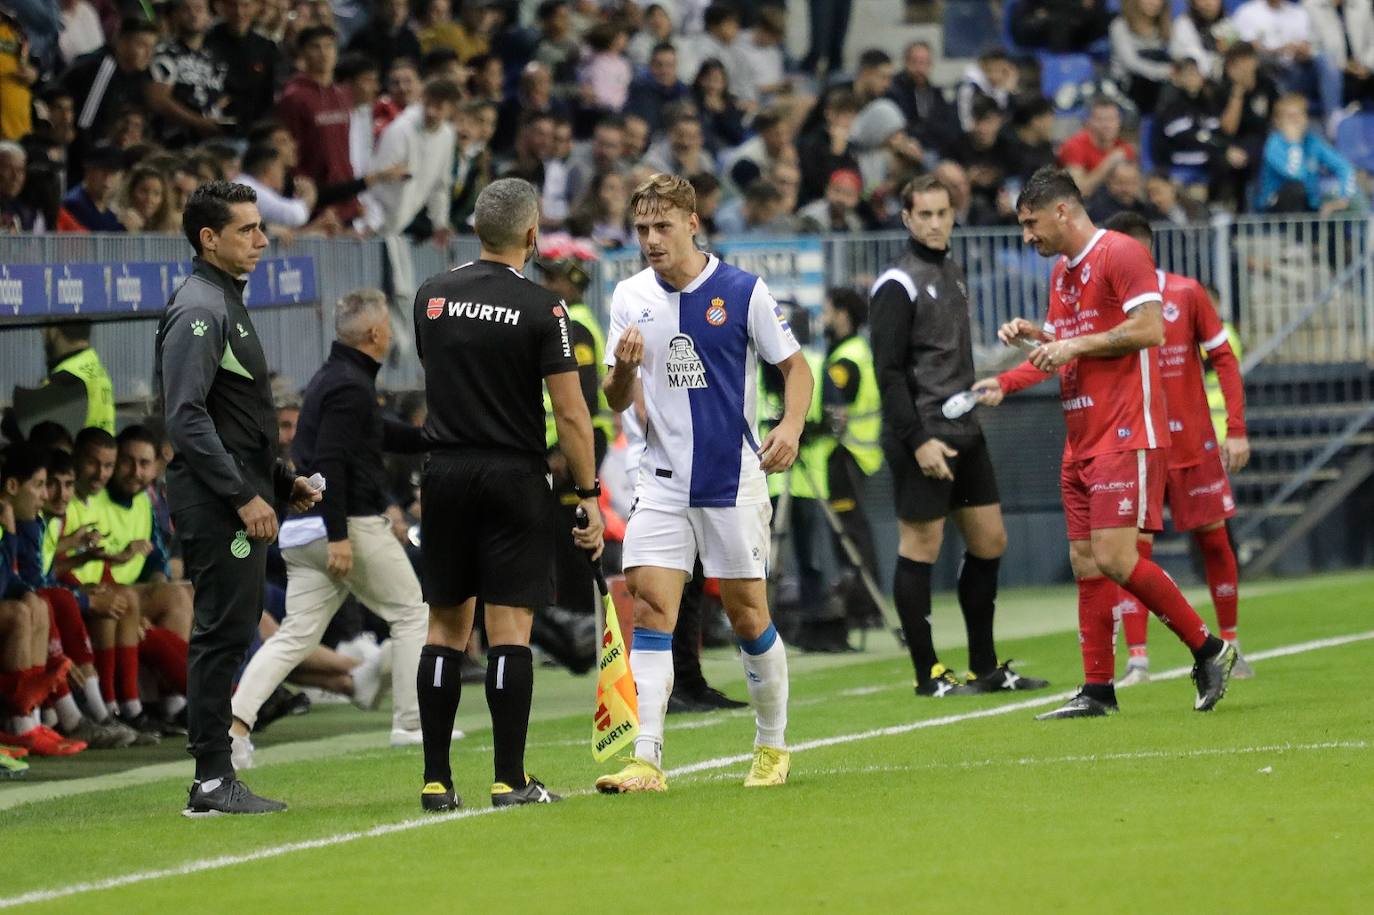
left=157, top=181, right=319, bottom=816
left=412, top=177, right=603, bottom=812
left=869, top=174, right=1048, bottom=699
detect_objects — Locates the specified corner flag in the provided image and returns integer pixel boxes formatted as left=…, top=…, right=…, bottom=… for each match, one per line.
left=592, top=573, right=639, bottom=761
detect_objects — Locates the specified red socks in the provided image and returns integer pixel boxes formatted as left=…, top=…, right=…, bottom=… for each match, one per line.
left=140, top=627, right=189, bottom=695
left=116, top=645, right=140, bottom=703
left=1077, top=576, right=1119, bottom=684
left=94, top=647, right=116, bottom=703
left=41, top=587, right=94, bottom=666
left=1119, top=540, right=1153, bottom=652
left=1194, top=525, right=1239, bottom=641
left=1123, top=560, right=1210, bottom=651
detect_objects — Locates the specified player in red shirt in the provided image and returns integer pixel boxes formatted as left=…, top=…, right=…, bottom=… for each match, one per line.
left=971, top=167, right=1236, bottom=719
left=1104, top=213, right=1252, bottom=684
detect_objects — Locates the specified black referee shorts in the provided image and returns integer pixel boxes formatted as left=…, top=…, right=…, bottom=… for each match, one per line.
left=885, top=432, right=1001, bottom=523
left=420, top=453, right=554, bottom=608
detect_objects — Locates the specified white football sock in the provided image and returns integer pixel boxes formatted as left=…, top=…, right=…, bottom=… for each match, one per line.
left=164, top=694, right=187, bottom=717
left=82, top=679, right=109, bottom=721
left=629, top=628, right=673, bottom=768
left=11, top=714, right=38, bottom=735
left=41, top=707, right=57, bottom=728
left=106, top=701, right=118, bottom=719
left=739, top=624, right=789, bottom=749
left=55, top=694, right=84, bottom=731
left=120, top=698, right=143, bottom=718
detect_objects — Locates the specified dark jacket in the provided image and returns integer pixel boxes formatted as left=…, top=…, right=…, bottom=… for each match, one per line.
left=1150, top=85, right=1223, bottom=171
left=291, top=341, right=426, bottom=541
left=869, top=238, right=981, bottom=451
left=885, top=72, right=962, bottom=159
left=156, top=257, right=295, bottom=512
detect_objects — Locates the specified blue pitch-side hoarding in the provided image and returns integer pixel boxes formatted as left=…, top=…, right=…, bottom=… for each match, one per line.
left=0, top=256, right=318, bottom=319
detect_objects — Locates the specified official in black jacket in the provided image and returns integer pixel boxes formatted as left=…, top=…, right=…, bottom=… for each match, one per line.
left=157, top=180, right=319, bottom=817
left=868, top=174, right=1048, bottom=699
left=229, top=289, right=432, bottom=761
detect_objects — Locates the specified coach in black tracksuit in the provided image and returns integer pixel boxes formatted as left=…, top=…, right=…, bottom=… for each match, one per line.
left=869, top=174, right=1047, bottom=699
left=157, top=181, right=317, bottom=816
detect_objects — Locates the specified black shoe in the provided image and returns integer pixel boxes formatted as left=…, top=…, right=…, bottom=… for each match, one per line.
left=690, top=685, right=748, bottom=710
left=151, top=710, right=188, bottom=737
left=421, top=781, right=461, bottom=813
left=256, top=686, right=311, bottom=733
left=966, top=662, right=1051, bottom=693
left=118, top=711, right=164, bottom=742
left=182, top=776, right=287, bottom=817
left=1034, top=690, right=1119, bottom=720
left=1192, top=641, right=1237, bottom=711
left=667, top=690, right=712, bottom=714
left=792, top=620, right=852, bottom=653
left=491, top=774, right=561, bottom=807
left=914, top=664, right=980, bottom=697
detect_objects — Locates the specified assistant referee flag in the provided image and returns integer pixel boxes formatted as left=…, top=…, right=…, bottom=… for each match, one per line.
left=592, top=584, right=639, bottom=761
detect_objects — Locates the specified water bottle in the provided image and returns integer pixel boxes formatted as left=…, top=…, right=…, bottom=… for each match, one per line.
left=941, top=390, right=980, bottom=420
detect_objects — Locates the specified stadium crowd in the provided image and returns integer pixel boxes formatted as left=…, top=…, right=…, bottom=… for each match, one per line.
left=0, top=0, right=1370, bottom=242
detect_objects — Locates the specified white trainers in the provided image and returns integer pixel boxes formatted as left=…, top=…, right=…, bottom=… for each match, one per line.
left=389, top=727, right=464, bottom=748
left=230, top=732, right=256, bottom=770
left=351, top=648, right=388, bottom=710
left=337, top=632, right=381, bottom=664
left=1118, top=662, right=1151, bottom=687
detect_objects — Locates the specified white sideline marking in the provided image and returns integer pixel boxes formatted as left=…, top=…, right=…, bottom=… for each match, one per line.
left=2, top=629, right=1370, bottom=910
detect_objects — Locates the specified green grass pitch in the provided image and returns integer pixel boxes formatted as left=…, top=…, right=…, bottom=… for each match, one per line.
left=2, top=571, right=1372, bottom=913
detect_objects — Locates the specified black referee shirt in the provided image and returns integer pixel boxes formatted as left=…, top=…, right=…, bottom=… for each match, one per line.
left=414, top=259, right=578, bottom=462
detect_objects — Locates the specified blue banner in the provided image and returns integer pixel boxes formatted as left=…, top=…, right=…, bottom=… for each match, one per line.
left=0, top=256, right=318, bottom=318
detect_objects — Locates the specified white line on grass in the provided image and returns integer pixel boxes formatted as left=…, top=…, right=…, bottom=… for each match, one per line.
left=3, top=629, right=1370, bottom=910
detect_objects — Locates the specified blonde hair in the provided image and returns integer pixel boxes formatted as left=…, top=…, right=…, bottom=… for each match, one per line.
left=1122, top=0, right=1170, bottom=39
left=629, top=172, right=696, bottom=218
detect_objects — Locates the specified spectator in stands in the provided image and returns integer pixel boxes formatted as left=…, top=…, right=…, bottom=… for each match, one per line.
left=336, top=52, right=382, bottom=181
left=643, top=103, right=717, bottom=176
left=691, top=58, right=747, bottom=152
left=364, top=76, right=461, bottom=240
left=802, top=0, right=854, bottom=76
left=1059, top=95, right=1138, bottom=196
left=689, top=170, right=722, bottom=239
left=1151, top=56, right=1224, bottom=182
left=849, top=97, right=922, bottom=196
left=500, top=109, right=555, bottom=185
left=769, top=159, right=803, bottom=219
left=276, top=26, right=359, bottom=223
left=1170, top=0, right=1237, bottom=79
left=628, top=3, right=674, bottom=67
left=418, top=0, right=490, bottom=62
left=147, top=0, right=229, bottom=147
left=451, top=97, right=496, bottom=229
left=1232, top=0, right=1335, bottom=115
left=348, top=0, right=421, bottom=78
left=23, top=84, right=76, bottom=193
left=1146, top=169, right=1208, bottom=222
left=734, top=3, right=789, bottom=106
left=113, top=163, right=176, bottom=233
left=0, top=7, right=36, bottom=142
left=1012, top=0, right=1112, bottom=52
left=622, top=112, right=650, bottom=160
left=566, top=115, right=626, bottom=206
left=853, top=48, right=897, bottom=109
left=205, top=0, right=280, bottom=133
left=1216, top=40, right=1277, bottom=208
left=533, top=0, right=580, bottom=88
left=419, top=46, right=464, bottom=83
left=958, top=96, right=1015, bottom=212
left=1005, top=95, right=1058, bottom=183
left=625, top=42, right=690, bottom=136
left=887, top=40, right=961, bottom=160
left=723, top=106, right=797, bottom=193
left=465, top=51, right=503, bottom=105
left=58, top=0, right=104, bottom=67
left=375, top=56, right=422, bottom=135
left=105, top=105, right=148, bottom=151
left=956, top=47, right=1018, bottom=134
left=1111, top=0, right=1175, bottom=111
left=56, top=142, right=125, bottom=231
left=579, top=20, right=632, bottom=115
left=61, top=16, right=157, bottom=162
left=797, top=167, right=865, bottom=232
left=0, top=141, right=44, bottom=232
left=1086, top=157, right=1164, bottom=221
left=1258, top=92, right=1360, bottom=211
left=678, top=3, right=745, bottom=94
left=714, top=177, right=785, bottom=235
left=237, top=144, right=314, bottom=231
left=494, top=60, right=567, bottom=155
left=567, top=169, right=632, bottom=248
left=798, top=87, right=862, bottom=206
left=542, top=114, right=575, bottom=226
left=1305, top=0, right=1374, bottom=109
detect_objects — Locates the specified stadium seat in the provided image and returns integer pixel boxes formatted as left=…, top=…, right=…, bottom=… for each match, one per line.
left=1138, top=115, right=1155, bottom=168
left=944, top=0, right=999, bottom=60
left=1335, top=112, right=1374, bottom=174
left=1038, top=52, right=1097, bottom=117
left=1002, top=1, right=1031, bottom=58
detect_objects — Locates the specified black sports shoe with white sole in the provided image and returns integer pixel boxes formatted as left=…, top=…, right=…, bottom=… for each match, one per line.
left=1034, top=691, right=1119, bottom=720
left=421, top=782, right=461, bottom=813
left=1192, top=641, right=1237, bottom=711
left=491, top=775, right=561, bottom=807
left=182, top=777, right=287, bottom=817
left=966, top=662, right=1050, bottom=693
left=914, top=664, right=979, bottom=697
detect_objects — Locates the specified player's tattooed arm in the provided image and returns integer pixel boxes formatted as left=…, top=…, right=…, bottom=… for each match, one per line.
left=1033, top=302, right=1165, bottom=369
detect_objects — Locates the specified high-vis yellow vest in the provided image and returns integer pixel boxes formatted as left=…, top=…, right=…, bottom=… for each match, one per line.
left=1204, top=322, right=1243, bottom=444
left=544, top=302, right=614, bottom=448
left=63, top=495, right=107, bottom=586
left=824, top=334, right=883, bottom=475
left=69, top=489, right=154, bottom=586
left=759, top=350, right=833, bottom=500
left=48, top=348, right=115, bottom=433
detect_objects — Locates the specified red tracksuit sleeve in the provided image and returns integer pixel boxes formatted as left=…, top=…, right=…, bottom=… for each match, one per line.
left=997, top=360, right=1053, bottom=395
left=1208, top=343, right=1247, bottom=438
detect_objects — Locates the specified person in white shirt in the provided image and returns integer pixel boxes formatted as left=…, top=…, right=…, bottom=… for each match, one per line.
left=58, top=0, right=105, bottom=65
left=336, top=52, right=382, bottom=181
left=1232, top=0, right=1341, bottom=115
left=235, top=145, right=314, bottom=229
left=1304, top=0, right=1374, bottom=107
left=594, top=173, right=812, bottom=795
left=362, top=77, right=460, bottom=241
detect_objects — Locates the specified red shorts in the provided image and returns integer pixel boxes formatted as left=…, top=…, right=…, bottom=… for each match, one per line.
left=1060, top=449, right=1166, bottom=541
left=1166, top=450, right=1236, bottom=531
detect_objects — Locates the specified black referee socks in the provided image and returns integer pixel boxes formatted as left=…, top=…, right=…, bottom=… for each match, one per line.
left=894, top=557, right=940, bottom=684
left=959, top=553, right=1001, bottom=677
left=486, top=645, right=534, bottom=789
left=418, top=644, right=465, bottom=788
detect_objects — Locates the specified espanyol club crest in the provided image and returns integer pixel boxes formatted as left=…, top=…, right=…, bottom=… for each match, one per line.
left=426, top=297, right=445, bottom=319
left=1163, top=301, right=1180, bottom=322
left=706, top=297, right=727, bottom=326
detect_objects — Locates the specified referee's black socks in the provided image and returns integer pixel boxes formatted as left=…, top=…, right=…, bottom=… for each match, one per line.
left=894, top=557, right=940, bottom=684
left=418, top=644, right=465, bottom=788
left=958, top=553, right=1001, bottom=677
left=486, top=645, right=534, bottom=789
